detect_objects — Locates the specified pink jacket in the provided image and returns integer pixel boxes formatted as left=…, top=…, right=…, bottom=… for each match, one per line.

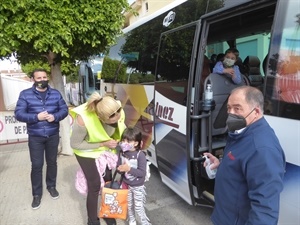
left=75, top=151, right=118, bottom=195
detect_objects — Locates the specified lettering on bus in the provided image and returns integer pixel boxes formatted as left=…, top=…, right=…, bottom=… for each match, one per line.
left=155, top=102, right=174, bottom=121
left=155, top=102, right=179, bottom=128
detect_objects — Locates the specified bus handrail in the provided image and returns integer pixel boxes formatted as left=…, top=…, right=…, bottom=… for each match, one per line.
left=190, top=113, right=211, bottom=119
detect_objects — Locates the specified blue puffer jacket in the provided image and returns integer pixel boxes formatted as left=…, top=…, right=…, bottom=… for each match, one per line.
left=14, top=85, right=68, bottom=137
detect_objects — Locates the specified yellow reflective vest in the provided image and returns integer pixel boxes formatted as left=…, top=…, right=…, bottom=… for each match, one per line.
left=70, top=102, right=126, bottom=158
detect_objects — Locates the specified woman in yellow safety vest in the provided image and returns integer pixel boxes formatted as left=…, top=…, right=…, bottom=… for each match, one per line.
left=70, top=92, right=126, bottom=225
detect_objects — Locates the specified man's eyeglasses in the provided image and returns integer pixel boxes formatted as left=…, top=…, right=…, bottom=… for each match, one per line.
left=109, top=107, right=122, bottom=118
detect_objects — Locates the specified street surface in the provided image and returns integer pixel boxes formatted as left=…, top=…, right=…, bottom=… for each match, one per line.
left=0, top=142, right=213, bottom=225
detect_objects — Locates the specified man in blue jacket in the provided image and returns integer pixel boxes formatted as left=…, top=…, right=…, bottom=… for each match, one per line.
left=204, top=86, right=285, bottom=225
left=15, top=68, right=68, bottom=209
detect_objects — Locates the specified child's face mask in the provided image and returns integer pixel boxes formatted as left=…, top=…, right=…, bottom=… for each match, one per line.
left=223, top=58, right=235, bottom=67
left=119, top=142, right=134, bottom=152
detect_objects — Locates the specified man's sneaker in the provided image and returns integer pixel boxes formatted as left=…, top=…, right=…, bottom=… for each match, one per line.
left=32, top=195, right=41, bottom=209
left=47, top=187, right=59, bottom=199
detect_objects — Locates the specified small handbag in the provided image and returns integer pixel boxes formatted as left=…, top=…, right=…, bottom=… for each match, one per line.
left=99, top=153, right=128, bottom=220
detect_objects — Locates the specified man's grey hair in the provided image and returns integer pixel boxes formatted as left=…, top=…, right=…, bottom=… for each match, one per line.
left=231, top=86, right=264, bottom=112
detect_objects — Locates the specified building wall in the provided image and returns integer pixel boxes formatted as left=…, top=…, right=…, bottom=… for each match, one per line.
left=124, top=0, right=175, bottom=27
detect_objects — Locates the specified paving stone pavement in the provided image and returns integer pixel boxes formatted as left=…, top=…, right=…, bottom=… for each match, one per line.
left=0, top=142, right=127, bottom=225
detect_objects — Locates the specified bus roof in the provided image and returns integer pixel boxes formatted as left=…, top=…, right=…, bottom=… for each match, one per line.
left=122, top=0, right=187, bottom=34
left=122, top=0, right=257, bottom=34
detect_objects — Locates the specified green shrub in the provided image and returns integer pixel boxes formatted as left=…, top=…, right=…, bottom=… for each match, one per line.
left=102, top=57, right=126, bottom=83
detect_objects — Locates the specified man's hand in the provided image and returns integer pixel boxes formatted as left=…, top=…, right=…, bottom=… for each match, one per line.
left=37, top=111, right=48, bottom=121
left=203, top=152, right=220, bottom=170
left=46, top=114, right=55, bottom=122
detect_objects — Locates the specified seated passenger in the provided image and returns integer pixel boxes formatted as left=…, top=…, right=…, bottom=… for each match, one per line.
left=213, top=48, right=242, bottom=84
left=210, top=54, right=217, bottom=71
left=216, top=53, right=225, bottom=62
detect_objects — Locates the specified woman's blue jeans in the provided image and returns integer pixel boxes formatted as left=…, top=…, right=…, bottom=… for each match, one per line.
left=28, top=134, right=59, bottom=196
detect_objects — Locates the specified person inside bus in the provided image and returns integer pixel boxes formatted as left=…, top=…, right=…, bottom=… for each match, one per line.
left=215, top=53, right=225, bottom=62
left=232, top=48, right=248, bottom=75
left=70, top=92, right=126, bottom=225
left=209, top=53, right=217, bottom=71
left=213, top=48, right=242, bottom=84
left=203, top=86, right=285, bottom=225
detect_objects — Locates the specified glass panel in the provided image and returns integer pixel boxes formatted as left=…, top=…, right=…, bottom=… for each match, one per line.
left=103, top=0, right=226, bottom=84
left=156, top=25, right=197, bottom=106
left=265, top=0, right=300, bottom=119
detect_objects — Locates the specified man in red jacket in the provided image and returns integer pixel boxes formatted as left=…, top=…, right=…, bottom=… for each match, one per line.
left=14, top=68, right=68, bottom=209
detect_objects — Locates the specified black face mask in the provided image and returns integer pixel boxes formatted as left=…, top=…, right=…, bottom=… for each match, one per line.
left=226, top=108, right=255, bottom=132
left=34, top=80, right=48, bottom=89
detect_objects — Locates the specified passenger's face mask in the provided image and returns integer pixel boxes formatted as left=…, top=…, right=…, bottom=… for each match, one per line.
left=119, top=142, right=135, bottom=152
left=34, top=80, right=48, bottom=89
left=223, top=58, right=235, bottom=68
left=226, top=108, right=255, bottom=132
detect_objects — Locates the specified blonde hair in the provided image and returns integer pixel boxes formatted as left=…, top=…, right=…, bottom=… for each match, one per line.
left=86, top=92, right=120, bottom=121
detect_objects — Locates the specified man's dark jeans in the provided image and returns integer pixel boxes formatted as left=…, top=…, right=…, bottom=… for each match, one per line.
left=28, top=134, right=59, bottom=196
